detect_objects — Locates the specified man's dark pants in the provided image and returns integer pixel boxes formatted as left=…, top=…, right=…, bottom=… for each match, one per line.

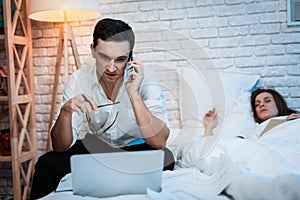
left=29, top=133, right=175, bottom=200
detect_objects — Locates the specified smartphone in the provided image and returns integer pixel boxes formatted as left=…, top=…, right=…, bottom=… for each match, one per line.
left=124, top=51, right=133, bottom=79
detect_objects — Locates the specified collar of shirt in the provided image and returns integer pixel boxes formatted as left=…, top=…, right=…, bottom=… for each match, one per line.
left=91, top=65, right=100, bottom=88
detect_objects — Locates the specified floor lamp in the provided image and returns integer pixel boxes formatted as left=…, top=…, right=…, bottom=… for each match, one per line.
left=28, top=0, right=101, bottom=152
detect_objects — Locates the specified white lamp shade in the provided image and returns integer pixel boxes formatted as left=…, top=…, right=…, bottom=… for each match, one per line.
left=29, top=0, right=101, bottom=22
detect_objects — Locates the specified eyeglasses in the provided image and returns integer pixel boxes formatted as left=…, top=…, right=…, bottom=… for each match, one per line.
left=86, top=102, right=120, bottom=137
left=96, top=111, right=119, bottom=136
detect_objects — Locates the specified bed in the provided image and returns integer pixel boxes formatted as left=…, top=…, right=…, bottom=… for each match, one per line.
left=41, top=66, right=300, bottom=200
left=167, top=66, right=300, bottom=199
left=170, top=117, right=300, bottom=200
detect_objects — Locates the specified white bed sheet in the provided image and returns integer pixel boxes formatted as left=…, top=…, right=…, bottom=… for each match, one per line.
left=226, top=117, right=300, bottom=200
left=177, top=117, right=300, bottom=200
left=42, top=192, right=149, bottom=200
left=42, top=167, right=232, bottom=200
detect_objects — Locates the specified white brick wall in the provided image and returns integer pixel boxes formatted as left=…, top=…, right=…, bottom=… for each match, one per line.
left=28, top=0, right=300, bottom=156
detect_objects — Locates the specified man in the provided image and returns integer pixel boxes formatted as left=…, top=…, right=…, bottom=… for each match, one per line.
left=29, top=18, right=174, bottom=199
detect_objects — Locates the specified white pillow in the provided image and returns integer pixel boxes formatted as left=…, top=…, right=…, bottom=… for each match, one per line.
left=218, top=96, right=257, bottom=138
left=178, top=67, right=259, bottom=137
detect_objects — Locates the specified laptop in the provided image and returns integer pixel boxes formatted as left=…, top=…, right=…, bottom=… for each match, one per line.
left=70, top=150, right=164, bottom=198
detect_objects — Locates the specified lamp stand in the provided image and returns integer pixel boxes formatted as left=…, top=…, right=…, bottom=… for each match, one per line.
left=46, top=24, right=81, bottom=152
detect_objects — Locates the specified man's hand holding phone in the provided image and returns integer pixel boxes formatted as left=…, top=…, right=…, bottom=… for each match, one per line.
left=125, top=62, right=136, bottom=81
left=125, top=60, right=144, bottom=99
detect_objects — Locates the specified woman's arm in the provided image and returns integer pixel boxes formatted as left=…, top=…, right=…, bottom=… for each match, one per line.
left=286, top=113, right=300, bottom=121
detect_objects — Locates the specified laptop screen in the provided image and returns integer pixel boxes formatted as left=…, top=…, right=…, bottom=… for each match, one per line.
left=70, top=150, right=164, bottom=198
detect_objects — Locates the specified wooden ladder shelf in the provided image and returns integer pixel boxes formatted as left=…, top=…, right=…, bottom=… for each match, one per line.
left=0, top=0, right=36, bottom=199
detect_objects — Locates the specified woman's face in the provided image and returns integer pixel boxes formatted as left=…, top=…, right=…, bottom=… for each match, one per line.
left=255, top=92, right=279, bottom=122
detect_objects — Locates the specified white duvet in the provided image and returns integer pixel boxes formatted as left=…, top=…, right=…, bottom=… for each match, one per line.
left=175, top=117, right=300, bottom=200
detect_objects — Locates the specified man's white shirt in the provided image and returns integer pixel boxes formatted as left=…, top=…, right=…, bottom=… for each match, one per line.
left=52, top=65, right=170, bottom=148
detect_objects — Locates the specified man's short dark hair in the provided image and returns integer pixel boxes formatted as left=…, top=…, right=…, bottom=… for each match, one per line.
left=93, top=18, right=135, bottom=50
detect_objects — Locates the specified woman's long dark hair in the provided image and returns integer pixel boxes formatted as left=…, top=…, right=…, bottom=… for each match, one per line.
left=250, top=88, right=297, bottom=123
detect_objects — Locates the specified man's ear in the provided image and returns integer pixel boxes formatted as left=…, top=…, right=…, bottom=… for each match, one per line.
left=90, top=44, right=96, bottom=58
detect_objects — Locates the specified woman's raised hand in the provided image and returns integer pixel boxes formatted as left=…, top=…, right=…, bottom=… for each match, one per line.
left=203, top=108, right=218, bottom=137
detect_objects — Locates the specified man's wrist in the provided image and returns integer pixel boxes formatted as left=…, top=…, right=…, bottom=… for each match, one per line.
left=130, top=92, right=142, bottom=102
left=59, top=108, right=73, bottom=123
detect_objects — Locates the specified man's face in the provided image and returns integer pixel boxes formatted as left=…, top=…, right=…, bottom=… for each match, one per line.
left=91, top=39, right=131, bottom=83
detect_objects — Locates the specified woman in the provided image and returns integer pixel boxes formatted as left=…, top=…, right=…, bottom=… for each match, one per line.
left=203, top=88, right=300, bottom=137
